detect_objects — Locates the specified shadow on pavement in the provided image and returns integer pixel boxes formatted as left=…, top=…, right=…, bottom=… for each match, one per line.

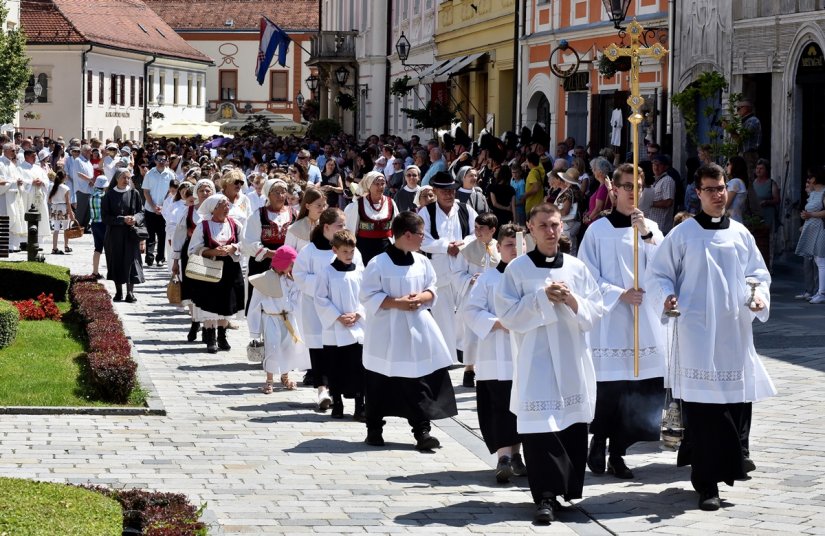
left=584, top=462, right=688, bottom=487
left=231, top=400, right=318, bottom=413
left=282, top=438, right=410, bottom=453
left=388, top=469, right=526, bottom=489
left=393, top=499, right=537, bottom=527
left=178, top=363, right=258, bottom=372
left=577, top=487, right=695, bottom=522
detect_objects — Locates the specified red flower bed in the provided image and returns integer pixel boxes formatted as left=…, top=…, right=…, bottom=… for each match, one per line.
left=70, top=277, right=136, bottom=404
left=82, top=486, right=207, bottom=535
left=13, top=293, right=62, bottom=321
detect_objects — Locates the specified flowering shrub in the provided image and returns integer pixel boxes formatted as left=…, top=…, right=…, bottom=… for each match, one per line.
left=70, top=277, right=136, bottom=404
left=82, top=487, right=208, bottom=536
left=13, top=293, right=62, bottom=321
left=0, top=300, right=18, bottom=349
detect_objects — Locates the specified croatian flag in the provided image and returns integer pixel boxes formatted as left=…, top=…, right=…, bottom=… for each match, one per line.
left=256, top=17, right=291, bottom=85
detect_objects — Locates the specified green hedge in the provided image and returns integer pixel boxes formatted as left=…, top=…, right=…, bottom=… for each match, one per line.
left=0, top=300, right=18, bottom=349
left=0, top=262, right=70, bottom=302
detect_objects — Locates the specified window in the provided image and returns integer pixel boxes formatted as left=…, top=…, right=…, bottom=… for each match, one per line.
left=98, top=130, right=103, bottom=140
left=110, top=73, right=117, bottom=105
left=269, top=71, right=288, bottom=101
left=139, top=76, right=144, bottom=106
left=25, top=74, right=48, bottom=103
left=119, top=75, right=125, bottom=106
left=99, top=71, right=104, bottom=104
left=173, top=75, right=179, bottom=105
left=86, top=70, right=93, bottom=104
left=130, top=76, right=136, bottom=107
left=196, top=79, right=202, bottom=106
left=159, top=73, right=166, bottom=102
left=187, top=78, right=192, bottom=106
left=148, top=73, right=154, bottom=102
left=219, top=70, right=237, bottom=101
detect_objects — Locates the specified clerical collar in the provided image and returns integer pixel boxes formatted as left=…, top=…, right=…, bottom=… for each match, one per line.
left=331, top=258, right=355, bottom=272
left=527, top=248, right=564, bottom=268
left=311, top=234, right=332, bottom=250
left=496, top=261, right=508, bottom=273
left=695, top=211, right=730, bottom=229
left=385, top=244, right=414, bottom=266
left=606, top=210, right=632, bottom=228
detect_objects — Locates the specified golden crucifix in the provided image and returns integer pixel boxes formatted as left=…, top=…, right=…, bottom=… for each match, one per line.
left=603, top=20, right=668, bottom=377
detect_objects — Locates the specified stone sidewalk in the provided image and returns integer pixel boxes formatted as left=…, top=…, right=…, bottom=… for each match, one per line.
left=2, top=237, right=824, bottom=535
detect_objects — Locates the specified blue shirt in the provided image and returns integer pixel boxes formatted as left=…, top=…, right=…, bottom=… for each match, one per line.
left=307, top=164, right=322, bottom=185
left=142, top=166, right=175, bottom=211
left=421, top=159, right=446, bottom=186
left=73, top=156, right=94, bottom=195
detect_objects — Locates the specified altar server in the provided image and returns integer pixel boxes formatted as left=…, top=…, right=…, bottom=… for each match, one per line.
left=495, top=203, right=604, bottom=524
left=578, top=163, right=667, bottom=479
left=360, top=211, right=457, bottom=451
left=647, top=163, right=775, bottom=511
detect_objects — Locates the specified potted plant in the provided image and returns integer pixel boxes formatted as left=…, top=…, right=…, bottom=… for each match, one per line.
left=597, top=55, right=631, bottom=79
left=391, top=76, right=412, bottom=98
left=335, top=92, right=356, bottom=111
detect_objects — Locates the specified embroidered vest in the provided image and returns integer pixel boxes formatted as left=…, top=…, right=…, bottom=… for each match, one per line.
left=357, top=196, right=394, bottom=239
left=203, top=218, right=237, bottom=249
left=259, top=207, right=292, bottom=248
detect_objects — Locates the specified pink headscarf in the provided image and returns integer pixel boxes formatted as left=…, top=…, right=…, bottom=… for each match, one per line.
left=271, top=245, right=298, bottom=271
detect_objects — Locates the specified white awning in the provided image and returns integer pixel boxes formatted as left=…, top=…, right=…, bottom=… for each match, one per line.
left=432, top=52, right=486, bottom=83
left=417, top=58, right=452, bottom=84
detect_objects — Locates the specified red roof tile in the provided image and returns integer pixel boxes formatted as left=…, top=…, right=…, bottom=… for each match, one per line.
left=143, top=0, right=319, bottom=32
left=22, top=0, right=213, bottom=63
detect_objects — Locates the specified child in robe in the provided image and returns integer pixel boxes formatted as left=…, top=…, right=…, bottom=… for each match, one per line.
left=314, top=229, right=367, bottom=420
left=247, top=245, right=310, bottom=394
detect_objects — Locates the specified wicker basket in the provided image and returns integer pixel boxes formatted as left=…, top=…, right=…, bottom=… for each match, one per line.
left=64, top=219, right=84, bottom=240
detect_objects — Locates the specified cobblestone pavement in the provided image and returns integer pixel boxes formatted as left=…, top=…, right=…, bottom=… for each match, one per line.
left=2, top=237, right=823, bottom=535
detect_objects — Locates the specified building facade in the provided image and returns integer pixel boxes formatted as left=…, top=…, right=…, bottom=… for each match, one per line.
left=521, top=0, right=669, bottom=155
left=5, top=0, right=21, bottom=133
left=145, top=1, right=317, bottom=135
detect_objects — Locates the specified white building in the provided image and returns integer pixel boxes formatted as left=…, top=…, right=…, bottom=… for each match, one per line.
left=20, top=0, right=211, bottom=142
left=4, top=0, right=21, bottom=132
left=145, top=0, right=317, bottom=135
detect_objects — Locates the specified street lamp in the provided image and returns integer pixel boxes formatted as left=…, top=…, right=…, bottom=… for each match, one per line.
left=396, top=32, right=411, bottom=63
left=335, top=66, right=349, bottom=86
left=305, top=74, right=319, bottom=92
left=602, top=0, right=632, bottom=29
left=296, top=92, right=305, bottom=107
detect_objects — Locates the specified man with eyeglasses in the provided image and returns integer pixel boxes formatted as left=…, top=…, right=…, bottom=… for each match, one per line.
left=648, top=154, right=675, bottom=234
left=647, top=162, right=774, bottom=512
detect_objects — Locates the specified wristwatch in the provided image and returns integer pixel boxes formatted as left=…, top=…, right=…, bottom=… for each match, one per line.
left=640, top=230, right=654, bottom=241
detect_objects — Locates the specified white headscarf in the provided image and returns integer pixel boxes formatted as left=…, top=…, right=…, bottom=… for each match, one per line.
left=194, top=178, right=216, bottom=201
left=413, top=185, right=434, bottom=208
left=262, top=178, right=288, bottom=207
left=197, top=193, right=228, bottom=218
left=355, top=170, right=385, bottom=198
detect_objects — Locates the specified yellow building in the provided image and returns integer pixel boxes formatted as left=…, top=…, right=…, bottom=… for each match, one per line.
left=433, top=0, right=516, bottom=137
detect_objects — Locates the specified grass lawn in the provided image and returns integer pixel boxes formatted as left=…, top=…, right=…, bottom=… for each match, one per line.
left=0, top=477, right=121, bottom=535
left=0, top=303, right=145, bottom=407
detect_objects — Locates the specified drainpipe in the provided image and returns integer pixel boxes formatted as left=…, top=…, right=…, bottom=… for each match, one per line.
left=144, top=54, right=158, bottom=143
left=665, top=0, right=675, bottom=136
left=81, top=45, right=93, bottom=138
left=513, top=0, right=524, bottom=132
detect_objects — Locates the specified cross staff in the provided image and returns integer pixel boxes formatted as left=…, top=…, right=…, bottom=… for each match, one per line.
left=603, top=20, right=668, bottom=377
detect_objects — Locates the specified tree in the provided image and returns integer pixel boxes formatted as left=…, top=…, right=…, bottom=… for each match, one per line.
left=238, top=114, right=274, bottom=138
left=0, top=0, right=32, bottom=124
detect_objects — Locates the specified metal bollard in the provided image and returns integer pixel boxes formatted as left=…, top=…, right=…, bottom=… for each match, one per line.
left=24, top=204, right=45, bottom=262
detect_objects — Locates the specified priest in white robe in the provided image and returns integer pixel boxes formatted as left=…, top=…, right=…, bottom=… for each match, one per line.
left=495, top=203, right=604, bottom=524
left=19, top=148, right=52, bottom=247
left=360, top=211, right=456, bottom=451
left=0, top=143, right=27, bottom=251
left=646, top=163, right=775, bottom=512
left=578, top=163, right=667, bottom=480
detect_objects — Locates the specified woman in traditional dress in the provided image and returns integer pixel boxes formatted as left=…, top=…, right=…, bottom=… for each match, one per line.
left=188, top=194, right=245, bottom=353
left=344, top=171, right=398, bottom=264
left=101, top=168, right=145, bottom=303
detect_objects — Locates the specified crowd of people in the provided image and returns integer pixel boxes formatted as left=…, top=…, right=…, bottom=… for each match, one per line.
left=0, top=125, right=784, bottom=523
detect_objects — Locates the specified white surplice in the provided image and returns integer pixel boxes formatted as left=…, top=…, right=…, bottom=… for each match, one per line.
left=0, top=156, right=26, bottom=247
left=360, top=251, right=453, bottom=378
left=19, top=162, right=51, bottom=244
left=578, top=217, right=667, bottom=381
left=646, top=216, right=776, bottom=404
left=452, top=237, right=500, bottom=363
left=495, top=252, right=604, bottom=434
left=284, top=217, right=314, bottom=252
left=314, top=262, right=366, bottom=347
left=463, top=266, right=513, bottom=382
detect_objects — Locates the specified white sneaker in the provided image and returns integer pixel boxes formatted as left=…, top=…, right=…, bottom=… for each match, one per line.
left=317, top=389, right=332, bottom=410
left=795, top=292, right=812, bottom=300
left=809, top=293, right=825, bottom=304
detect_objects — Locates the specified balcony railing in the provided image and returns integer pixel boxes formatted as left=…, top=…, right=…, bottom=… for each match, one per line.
left=208, top=99, right=295, bottom=114
left=308, top=31, right=357, bottom=64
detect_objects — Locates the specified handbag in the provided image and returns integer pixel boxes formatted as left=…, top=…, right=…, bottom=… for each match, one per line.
left=247, top=339, right=265, bottom=363
left=131, top=223, right=149, bottom=241
left=185, top=253, right=223, bottom=283
left=166, top=275, right=182, bottom=305
left=64, top=219, right=84, bottom=240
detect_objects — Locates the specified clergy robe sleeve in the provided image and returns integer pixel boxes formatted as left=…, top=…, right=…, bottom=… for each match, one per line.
left=463, top=277, right=497, bottom=339
left=247, top=289, right=264, bottom=339
left=578, top=231, right=626, bottom=313
left=360, top=259, right=389, bottom=317
left=744, top=231, right=771, bottom=323
left=170, top=211, right=189, bottom=261
left=644, top=231, right=681, bottom=318
left=450, top=252, right=474, bottom=297
left=241, top=209, right=265, bottom=258
left=343, top=201, right=360, bottom=233
left=567, top=268, right=605, bottom=332
left=495, top=268, right=559, bottom=333
left=314, top=267, right=344, bottom=329
left=292, top=247, right=318, bottom=297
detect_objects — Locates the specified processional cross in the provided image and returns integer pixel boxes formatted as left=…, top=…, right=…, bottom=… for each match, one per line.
left=603, top=20, right=668, bottom=377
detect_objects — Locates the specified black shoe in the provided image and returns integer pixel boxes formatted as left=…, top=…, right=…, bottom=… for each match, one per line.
left=698, top=492, right=721, bottom=511
left=145, top=259, right=154, bottom=267
left=113, top=293, right=123, bottom=302
left=353, top=397, right=366, bottom=422
left=365, top=430, right=385, bottom=446
left=743, top=457, right=756, bottom=473
left=302, top=370, right=314, bottom=387
left=217, top=327, right=231, bottom=351
left=587, top=436, right=606, bottom=474
left=205, top=328, right=218, bottom=354
left=124, top=293, right=137, bottom=303
left=462, top=370, right=475, bottom=388
left=93, top=273, right=103, bottom=280
left=187, top=322, right=201, bottom=342
left=201, top=328, right=206, bottom=343
left=331, top=402, right=344, bottom=419
left=607, top=457, right=634, bottom=479
left=511, top=453, right=528, bottom=476
left=495, top=455, right=513, bottom=483
left=414, top=431, right=440, bottom=451
left=534, top=497, right=555, bottom=524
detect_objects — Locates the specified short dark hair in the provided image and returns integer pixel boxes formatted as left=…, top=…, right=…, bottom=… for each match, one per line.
left=526, top=153, right=540, bottom=166
left=528, top=202, right=561, bottom=221
left=614, top=163, right=644, bottom=184
left=391, top=210, right=424, bottom=237
left=331, top=229, right=356, bottom=248
left=498, top=223, right=524, bottom=241
left=696, top=163, right=726, bottom=187
left=475, top=212, right=498, bottom=230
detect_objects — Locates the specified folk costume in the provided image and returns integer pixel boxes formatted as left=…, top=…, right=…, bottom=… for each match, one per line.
left=463, top=261, right=520, bottom=455
left=646, top=211, right=775, bottom=508
left=360, top=245, right=457, bottom=447
left=314, top=258, right=367, bottom=418
left=578, top=211, right=667, bottom=476
left=344, top=191, right=398, bottom=264
left=495, top=249, right=604, bottom=506
left=284, top=216, right=315, bottom=253
left=419, top=195, right=477, bottom=362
